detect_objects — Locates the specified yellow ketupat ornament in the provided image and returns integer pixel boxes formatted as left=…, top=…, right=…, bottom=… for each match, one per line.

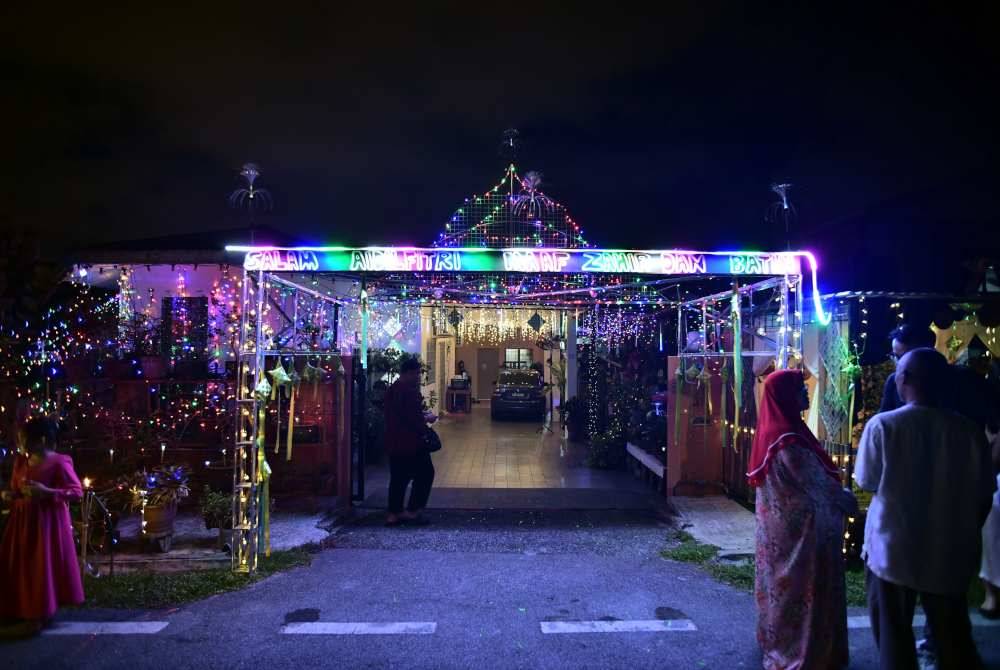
left=267, top=359, right=292, bottom=399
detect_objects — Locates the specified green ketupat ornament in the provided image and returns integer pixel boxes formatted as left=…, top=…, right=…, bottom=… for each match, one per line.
left=302, top=359, right=323, bottom=399
left=267, top=359, right=292, bottom=399
left=253, top=376, right=272, bottom=402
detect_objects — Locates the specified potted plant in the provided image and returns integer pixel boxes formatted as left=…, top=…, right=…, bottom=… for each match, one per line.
left=127, top=465, right=190, bottom=552
left=199, top=484, right=233, bottom=551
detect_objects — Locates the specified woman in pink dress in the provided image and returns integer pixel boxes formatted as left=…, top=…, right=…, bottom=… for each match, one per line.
left=0, top=417, right=84, bottom=636
left=747, top=370, right=857, bottom=670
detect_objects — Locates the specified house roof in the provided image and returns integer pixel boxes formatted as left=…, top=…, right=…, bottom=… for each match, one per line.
left=73, top=226, right=306, bottom=265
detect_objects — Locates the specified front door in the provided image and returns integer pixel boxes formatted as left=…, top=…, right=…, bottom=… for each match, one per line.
left=477, top=348, right=500, bottom=400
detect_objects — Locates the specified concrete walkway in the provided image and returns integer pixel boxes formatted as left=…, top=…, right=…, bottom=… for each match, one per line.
left=670, top=496, right=756, bottom=557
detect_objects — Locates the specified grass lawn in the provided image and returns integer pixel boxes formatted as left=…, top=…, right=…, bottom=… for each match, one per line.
left=659, top=530, right=719, bottom=564
left=661, top=530, right=986, bottom=609
left=661, top=530, right=869, bottom=606
left=79, top=544, right=320, bottom=609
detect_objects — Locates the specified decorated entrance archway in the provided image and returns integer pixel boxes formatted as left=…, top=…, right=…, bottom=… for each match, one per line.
left=225, top=163, right=830, bottom=573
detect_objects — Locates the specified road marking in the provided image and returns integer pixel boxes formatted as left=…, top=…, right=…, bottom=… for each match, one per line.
left=280, top=622, right=437, bottom=635
left=540, top=619, right=697, bottom=634
left=848, top=615, right=1000, bottom=629
left=43, top=621, right=169, bottom=635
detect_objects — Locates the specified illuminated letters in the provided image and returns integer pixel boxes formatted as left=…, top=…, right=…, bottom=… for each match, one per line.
left=502, top=250, right=571, bottom=273
left=729, top=253, right=799, bottom=275
left=349, top=250, right=461, bottom=272
left=580, top=252, right=707, bottom=274
left=244, top=250, right=320, bottom=272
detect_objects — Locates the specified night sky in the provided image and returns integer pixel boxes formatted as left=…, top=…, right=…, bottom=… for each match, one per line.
left=2, top=4, right=998, bottom=291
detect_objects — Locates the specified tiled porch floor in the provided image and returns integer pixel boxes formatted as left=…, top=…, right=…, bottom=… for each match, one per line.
left=365, top=404, right=645, bottom=492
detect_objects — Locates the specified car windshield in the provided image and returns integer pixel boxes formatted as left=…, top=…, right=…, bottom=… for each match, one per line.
left=498, top=371, right=539, bottom=387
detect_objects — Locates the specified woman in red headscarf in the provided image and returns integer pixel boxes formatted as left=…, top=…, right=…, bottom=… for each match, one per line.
left=748, top=369, right=857, bottom=670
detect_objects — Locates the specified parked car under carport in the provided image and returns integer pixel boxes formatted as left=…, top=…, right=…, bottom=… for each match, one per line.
left=490, top=369, right=546, bottom=420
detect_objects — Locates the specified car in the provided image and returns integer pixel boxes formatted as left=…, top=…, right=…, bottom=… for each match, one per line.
left=490, top=369, right=546, bottom=421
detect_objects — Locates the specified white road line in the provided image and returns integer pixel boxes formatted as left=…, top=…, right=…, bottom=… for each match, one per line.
left=848, top=615, right=1000, bottom=629
left=279, top=622, right=437, bottom=635
left=42, top=621, right=169, bottom=636
left=540, top=619, right=697, bottom=634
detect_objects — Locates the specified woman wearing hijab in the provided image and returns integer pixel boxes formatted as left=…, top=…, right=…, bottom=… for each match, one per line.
left=747, top=369, right=857, bottom=670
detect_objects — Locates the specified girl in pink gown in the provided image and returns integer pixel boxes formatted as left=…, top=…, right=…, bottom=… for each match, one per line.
left=747, top=370, right=856, bottom=670
left=0, top=417, right=84, bottom=634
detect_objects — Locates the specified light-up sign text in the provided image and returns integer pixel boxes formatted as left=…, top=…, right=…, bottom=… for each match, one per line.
left=244, top=250, right=320, bottom=272
left=236, top=247, right=803, bottom=278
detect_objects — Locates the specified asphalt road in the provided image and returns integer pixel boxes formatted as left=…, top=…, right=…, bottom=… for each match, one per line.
left=3, top=509, right=999, bottom=670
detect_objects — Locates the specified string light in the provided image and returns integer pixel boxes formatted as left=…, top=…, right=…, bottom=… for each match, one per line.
left=435, top=164, right=589, bottom=249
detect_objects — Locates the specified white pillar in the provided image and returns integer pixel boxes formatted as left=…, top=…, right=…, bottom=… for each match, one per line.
left=566, top=311, right=578, bottom=400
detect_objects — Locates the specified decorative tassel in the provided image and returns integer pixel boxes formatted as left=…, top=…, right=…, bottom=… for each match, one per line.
left=720, top=361, right=729, bottom=449
left=673, top=364, right=684, bottom=449
left=732, top=287, right=743, bottom=450
left=257, top=447, right=271, bottom=558
left=286, top=383, right=296, bottom=461
left=274, top=385, right=282, bottom=454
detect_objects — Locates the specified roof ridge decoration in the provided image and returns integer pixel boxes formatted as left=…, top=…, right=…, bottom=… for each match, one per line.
left=433, top=164, right=590, bottom=249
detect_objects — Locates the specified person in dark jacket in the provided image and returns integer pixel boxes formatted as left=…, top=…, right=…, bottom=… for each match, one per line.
left=879, top=324, right=938, bottom=413
left=382, top=357, right=435, bottom=526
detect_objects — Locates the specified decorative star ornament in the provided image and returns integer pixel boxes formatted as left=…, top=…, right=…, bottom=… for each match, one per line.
left=527, top=311, right=546, bottom=332
left=253, top=377, right=272, bottom=402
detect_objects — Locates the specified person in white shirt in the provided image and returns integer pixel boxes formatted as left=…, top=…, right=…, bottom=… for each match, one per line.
left=855, top=348, right=995, bottom=670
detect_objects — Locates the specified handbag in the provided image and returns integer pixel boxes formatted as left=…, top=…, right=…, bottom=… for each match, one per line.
left=422, top=426, right=442, bottom=453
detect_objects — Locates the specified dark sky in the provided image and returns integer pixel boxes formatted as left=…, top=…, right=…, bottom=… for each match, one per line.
left=2, top=4, right=998, bottom=291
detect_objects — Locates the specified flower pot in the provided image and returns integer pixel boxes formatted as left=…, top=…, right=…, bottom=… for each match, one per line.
left=140, top=355, right=167, bottom=379
left=143, top=502, right=177, bottom=552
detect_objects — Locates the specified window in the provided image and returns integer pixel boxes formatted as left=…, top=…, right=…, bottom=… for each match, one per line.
left=504, top=348, right=533, bottom=369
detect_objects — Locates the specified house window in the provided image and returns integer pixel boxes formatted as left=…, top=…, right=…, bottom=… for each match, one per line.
left=504, top=348, right=533, bottom=369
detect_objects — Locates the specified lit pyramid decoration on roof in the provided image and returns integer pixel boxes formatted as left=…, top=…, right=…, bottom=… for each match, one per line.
left=434, top=164, right=590, bottom=249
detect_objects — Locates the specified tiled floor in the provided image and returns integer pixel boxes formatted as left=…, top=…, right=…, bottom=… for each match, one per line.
left=365, top=404, right=645, bottom=493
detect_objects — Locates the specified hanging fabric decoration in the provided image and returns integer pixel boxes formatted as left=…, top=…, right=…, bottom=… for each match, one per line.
left=720, top=361, right=729, bottom=449
left=286, top=367, right=300, bottom=461
left=698, top=365, right=713, bottom=419
left=257, top=446, right=271, bottom=558
left=251, top=389, right=270, bottom=562
left=268, top=359, right=292, bottom=454
left=334, top=357, right=347, bottom=448
left=673, top=363, right=684, bottom=449
left=731, top=286, right=743, bottom=451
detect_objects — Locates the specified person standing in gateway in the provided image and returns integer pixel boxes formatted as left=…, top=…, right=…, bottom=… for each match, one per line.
left=383, top=357, right=436, bottom=527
